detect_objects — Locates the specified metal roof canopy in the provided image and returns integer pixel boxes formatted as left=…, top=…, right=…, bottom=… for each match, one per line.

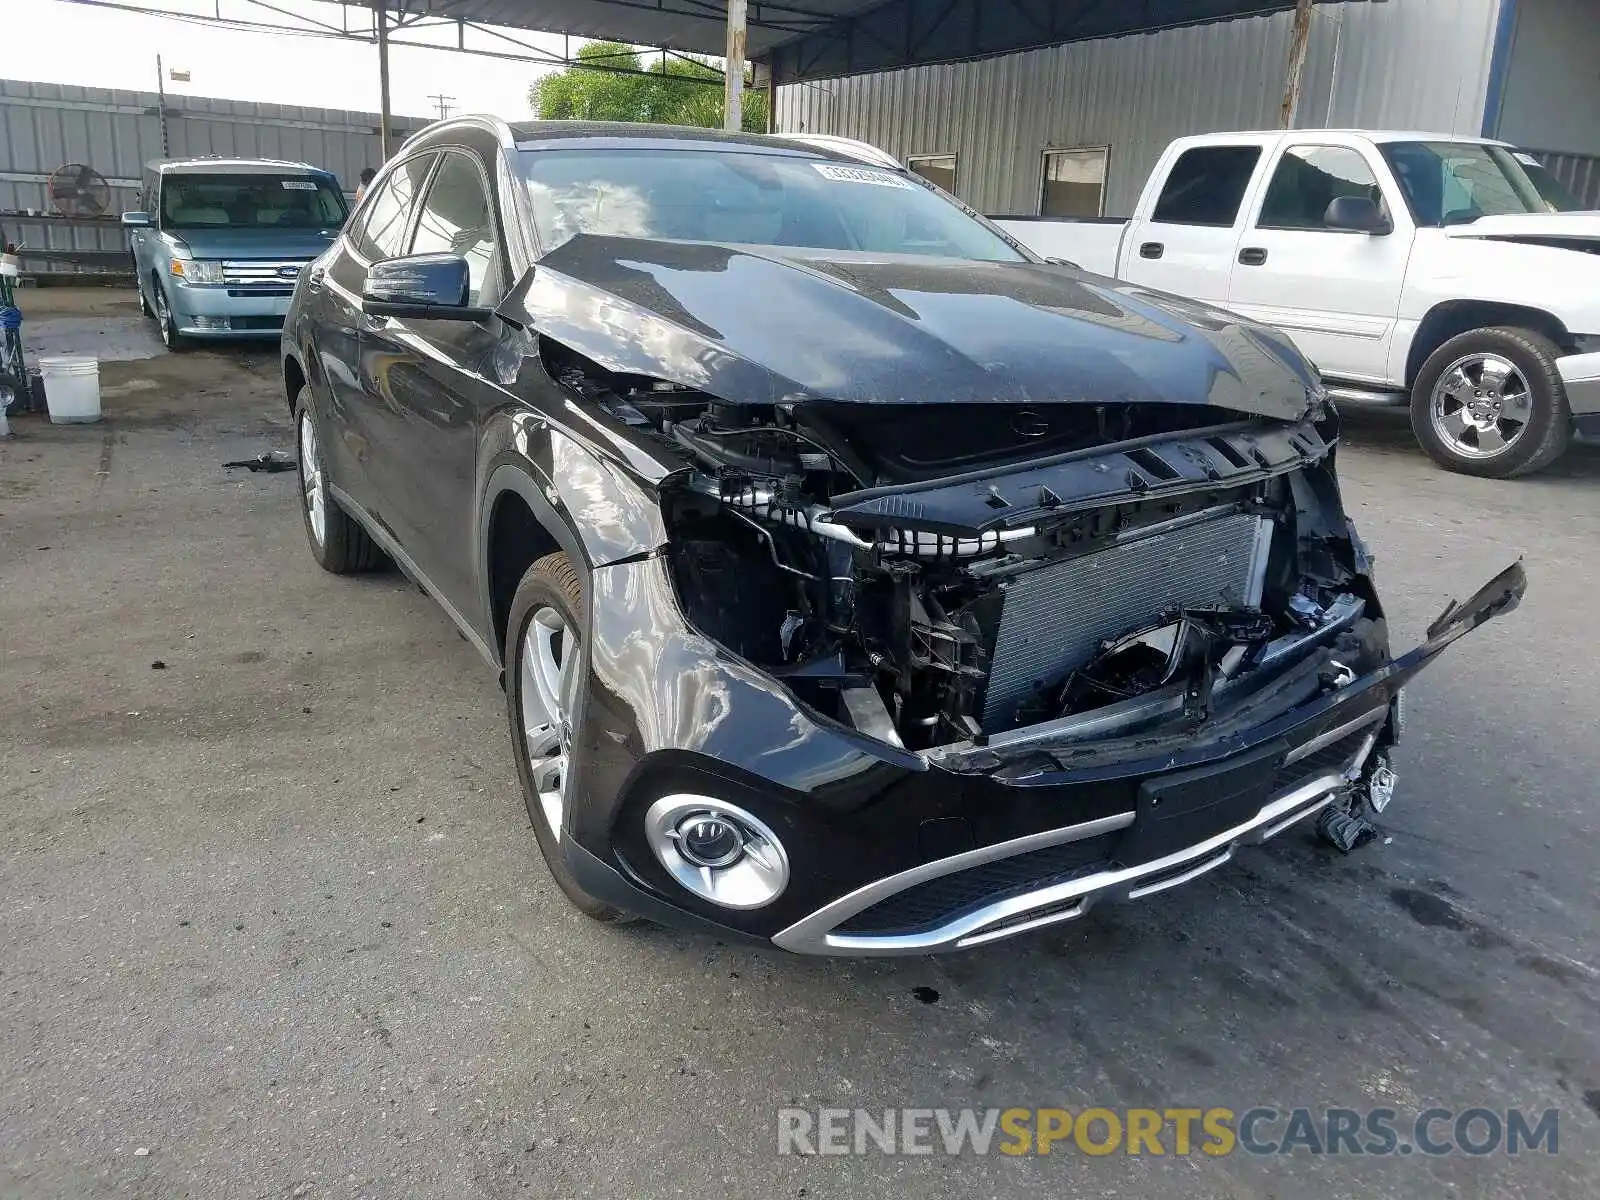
left=342, top=1, right=1366, bottom=84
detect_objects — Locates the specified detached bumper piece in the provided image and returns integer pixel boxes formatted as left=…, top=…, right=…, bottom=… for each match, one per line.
left=772, top=561, right=1525, bottom=956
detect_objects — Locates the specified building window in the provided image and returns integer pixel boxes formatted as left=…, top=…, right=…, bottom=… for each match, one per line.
left=908, top=154, right=957, bottom=194
left=1258, top=145, right=1384, bottom=230
left=1151, top=146, right=1263, bottom=227
left=1040, top=147, right=1109, bottom=217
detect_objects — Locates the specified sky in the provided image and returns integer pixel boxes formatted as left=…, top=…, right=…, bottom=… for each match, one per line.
left=8, top=0, right=580, bottom=120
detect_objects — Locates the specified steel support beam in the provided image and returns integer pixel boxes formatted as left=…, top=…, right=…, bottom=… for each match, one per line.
left=725, top=0, right=747, bottom=131
left=377, top=2, right=393, bottom=158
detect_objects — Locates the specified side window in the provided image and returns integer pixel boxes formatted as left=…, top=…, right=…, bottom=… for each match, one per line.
left=1258, top=146, right=1383, bottom=230
left=1041, top=147, right=1109, bottom=218
left=407, top=151, right=502, bottom=307
left=1151, top=146, right=1262, bottom=227
left=353, top=154, right=433, bottom=262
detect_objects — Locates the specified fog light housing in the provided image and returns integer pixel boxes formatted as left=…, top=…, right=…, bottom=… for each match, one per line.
left=644, top=795, right=789, bottom=909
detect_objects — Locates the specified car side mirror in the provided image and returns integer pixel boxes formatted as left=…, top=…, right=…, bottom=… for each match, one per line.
left=362, top=253, right=491, bottom=320
left=121, top=212, right=152, bottom=228
left=1324, top=196, right=1392, bottom=236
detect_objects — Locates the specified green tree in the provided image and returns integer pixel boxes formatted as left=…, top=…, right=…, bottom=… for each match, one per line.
left=530, top=41, right=768, bottom=132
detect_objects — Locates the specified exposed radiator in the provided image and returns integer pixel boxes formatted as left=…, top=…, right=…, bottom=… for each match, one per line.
left=980, top=513, right=1272, bottom=732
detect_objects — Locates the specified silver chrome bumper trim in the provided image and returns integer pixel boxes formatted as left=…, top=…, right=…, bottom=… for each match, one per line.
left=772, top=771, right=1350, bottom=956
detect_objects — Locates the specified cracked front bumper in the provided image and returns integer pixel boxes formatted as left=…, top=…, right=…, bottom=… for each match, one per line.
left=569, top=558, right=1524, bottom=956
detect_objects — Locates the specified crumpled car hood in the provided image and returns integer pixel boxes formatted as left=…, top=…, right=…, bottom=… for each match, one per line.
left=509, top=237, right=1321, bottom=420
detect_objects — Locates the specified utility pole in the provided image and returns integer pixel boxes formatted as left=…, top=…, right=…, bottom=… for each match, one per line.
left=428, top=94, right=456, bottom=120
left=376, top=3, right=393, bottom=161
left=1279, top=0, right=1314, bottom=129
left=724, top=0, right=747, bottom=132
left=156, top=53, right=169, bottom=157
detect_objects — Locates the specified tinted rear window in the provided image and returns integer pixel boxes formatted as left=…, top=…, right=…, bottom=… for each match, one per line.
left=1152, top=147, right=1263, bottom=226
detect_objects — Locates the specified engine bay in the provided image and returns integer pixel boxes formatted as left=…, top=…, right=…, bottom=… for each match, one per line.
left=552, top=343, right=1372, bottom=752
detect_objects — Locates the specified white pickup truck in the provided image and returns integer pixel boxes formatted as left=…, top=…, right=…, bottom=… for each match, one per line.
left=994, top=130, right=1600, bottom=477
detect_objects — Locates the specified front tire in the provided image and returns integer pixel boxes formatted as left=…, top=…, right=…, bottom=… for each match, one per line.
left=293, top=386, right=385, bottom=574
left=506, top=551, right=631, bottom=923
left=1410, top=327, right=1571, bottom=478
left=152, top=280, right=188, bottom=353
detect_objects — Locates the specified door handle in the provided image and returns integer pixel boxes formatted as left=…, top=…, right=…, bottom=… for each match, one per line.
left=1238, top=247, right=1269, bottom=266
left=1138, top=242, right=1165, bottom=260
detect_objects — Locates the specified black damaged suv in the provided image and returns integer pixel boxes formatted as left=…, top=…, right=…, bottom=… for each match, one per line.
left=281, top=117, right=1523, bottom=955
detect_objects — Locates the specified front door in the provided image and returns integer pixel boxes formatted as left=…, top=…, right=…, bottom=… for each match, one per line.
left=321, top=152, right=435, bottom=520
left=1224, top=142, right=1413, bottom=384
left=360, top=148, right=511, bottom=620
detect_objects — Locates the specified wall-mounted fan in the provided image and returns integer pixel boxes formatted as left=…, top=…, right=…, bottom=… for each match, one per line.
left=47, top=163, right=112, bottom=218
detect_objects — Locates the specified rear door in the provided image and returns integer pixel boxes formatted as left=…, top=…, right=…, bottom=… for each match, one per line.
left=319, top=152, right=435, bottom=520
left=1121, top=139, right=1274, bottom=303
left=360, top=146, right=512, bottom=618
left=1225, top=140, right=1414, bottom=384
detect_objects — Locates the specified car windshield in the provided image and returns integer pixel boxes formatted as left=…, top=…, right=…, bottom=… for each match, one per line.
left=519, top=147, right=1026, bottom=262
left=1519, top=158, right=1585, bottom=213
left=1379, top=142, right=1581, bottom=226
left=161, top=173, right=347, bottom=230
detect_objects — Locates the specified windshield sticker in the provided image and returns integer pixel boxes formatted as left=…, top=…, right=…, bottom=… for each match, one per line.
left=280, top=180, right=318, bottom=190
left=811, top=162, right=914, bottom=189
left=1513, top=152, right=1542, bottom=168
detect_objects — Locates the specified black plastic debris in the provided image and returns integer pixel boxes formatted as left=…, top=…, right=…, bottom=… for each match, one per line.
left=223, top=451, right=297, bottom=473
left=1317, top=806, right=1382, bottom=854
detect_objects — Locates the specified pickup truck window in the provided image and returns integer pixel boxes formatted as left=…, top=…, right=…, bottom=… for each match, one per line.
left=159, top=173, right=346, bottom=230
left=1151, top=146, right=1261, bottom=226
left=1258, top=145, right=1383, bottom=230
left=1379, top=141, right=1574, bottom=226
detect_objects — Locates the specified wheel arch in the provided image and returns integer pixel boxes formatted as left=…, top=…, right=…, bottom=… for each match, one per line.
left=480, top=466, right=585, bottom=667
left=282, top=351, right=307, bottom=416
left=1406, top=301, right=1571, bottom=388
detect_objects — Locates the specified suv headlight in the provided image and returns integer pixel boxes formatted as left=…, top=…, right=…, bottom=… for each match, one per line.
left=171, top=258, right=224, bottom=284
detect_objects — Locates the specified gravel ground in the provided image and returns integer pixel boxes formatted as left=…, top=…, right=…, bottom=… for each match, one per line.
left=2, top=291, right=1597, bottom=1199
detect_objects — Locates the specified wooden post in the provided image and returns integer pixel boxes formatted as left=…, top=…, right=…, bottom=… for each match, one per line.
left=377, top=3, right=394, bottom=159
left=725, top=0, right=747, bottom=132
left=1280, top=0, right=1314, bottom=129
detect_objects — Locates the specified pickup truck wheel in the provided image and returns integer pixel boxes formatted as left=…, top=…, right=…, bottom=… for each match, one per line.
left=294, top=387, right=386, bottom=573
left=152, top=281, right=189, bottom=353
left=1411, top=327, right=1571, bottom=478
left=506, top=552, right=633, bottom=924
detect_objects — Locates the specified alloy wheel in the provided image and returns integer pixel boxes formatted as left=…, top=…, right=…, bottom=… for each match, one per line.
left=298, top=410, right=327, bottom=546
left=1429, top=352, right=1533, bottom=460
left=519, top=607, right=577, bottom=842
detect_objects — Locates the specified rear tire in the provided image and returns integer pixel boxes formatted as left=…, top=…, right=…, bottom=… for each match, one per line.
left=294, top=386, right=386, bottom=574
left=506, top=551, right=632, bottom=923
left=1410, top=326, right=1571, bottom=478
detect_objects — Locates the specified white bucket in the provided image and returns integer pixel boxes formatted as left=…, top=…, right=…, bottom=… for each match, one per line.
left=39, top=356, right=103, bottom=424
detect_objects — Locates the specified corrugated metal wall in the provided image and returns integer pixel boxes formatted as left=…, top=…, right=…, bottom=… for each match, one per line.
left=775, top=0, right=1504, bottom=217
left=0, top=78, right=424, bottom=275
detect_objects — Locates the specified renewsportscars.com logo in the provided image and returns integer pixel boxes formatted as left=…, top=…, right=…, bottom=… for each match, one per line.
left=776, top=1106, right=1562, bottom=1158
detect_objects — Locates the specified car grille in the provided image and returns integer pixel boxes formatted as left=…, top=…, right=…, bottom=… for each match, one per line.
left=980, top=512, right=1271, bottom=731
left=835, top=832, right=1122, bottom=936
left=221, top=259, right=308, bottom=287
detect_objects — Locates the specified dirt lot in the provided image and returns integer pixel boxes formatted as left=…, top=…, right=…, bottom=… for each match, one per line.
left=2, top=290, right=1599, bottom=1199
